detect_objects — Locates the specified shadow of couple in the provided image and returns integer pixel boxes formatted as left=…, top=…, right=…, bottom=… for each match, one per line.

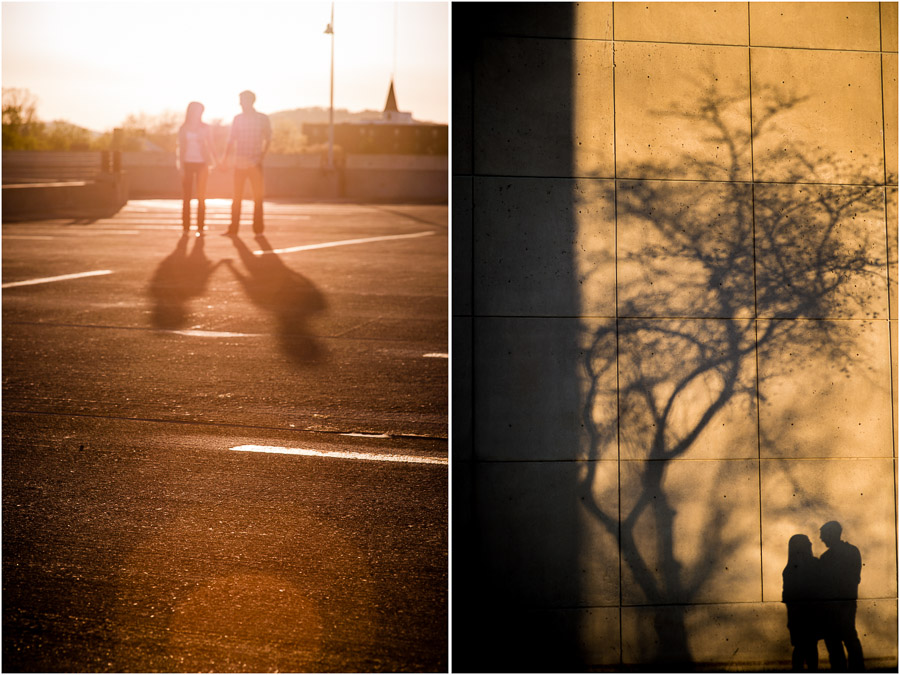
left=147, top=233, right=327, bottom=365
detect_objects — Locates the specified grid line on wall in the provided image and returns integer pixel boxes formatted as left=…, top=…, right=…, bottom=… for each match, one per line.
left=505, top=33, right=893, bottom=56
left=610, top=3, right=625, bottom=664
left=880, top=0, right=900, bottom=601
left=472, top=455, right=899, bottom=464
left=470, top=173, right=889, bottom=189
left=473, top=315, right=895, bottom=323
left=747, top=1, right=767, bottom=605
left=540, top=593, right=899, bottom=610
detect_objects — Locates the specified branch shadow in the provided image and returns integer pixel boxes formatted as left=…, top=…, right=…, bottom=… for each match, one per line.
left=577, top=72, right=890, bottom=666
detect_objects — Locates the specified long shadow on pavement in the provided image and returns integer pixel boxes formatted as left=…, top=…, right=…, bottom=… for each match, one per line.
left=148, top=234, right=221, bottom=330
left=226, top=234, right=328, bottom=365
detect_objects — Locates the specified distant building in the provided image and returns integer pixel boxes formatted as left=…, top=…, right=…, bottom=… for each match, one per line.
left=303, top=81, right=447, bottom=156
left=381, top=81, right=413, bottom=124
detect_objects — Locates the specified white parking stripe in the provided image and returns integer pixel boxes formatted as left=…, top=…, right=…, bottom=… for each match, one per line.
left=231, top=444, right=447, bottom=465
left=2, top=269, right=112, bottom=289
left=2, top=235, right=55, bottom=241
left=253, top=231, right=435, bottom=256
left=423, top=353, right=448, bottom=358
left=167, top=329, right=261, bottom=338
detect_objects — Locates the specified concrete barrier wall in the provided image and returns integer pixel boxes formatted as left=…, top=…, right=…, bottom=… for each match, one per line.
left=121, top=152, right=447, bottom=202
left=2, top=174, right=128, bottom=222
left=453, top=2, right=898, bottom=671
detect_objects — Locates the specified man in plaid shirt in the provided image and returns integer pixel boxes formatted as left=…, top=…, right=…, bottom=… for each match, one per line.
left=222, top=90, right=272, bottom=235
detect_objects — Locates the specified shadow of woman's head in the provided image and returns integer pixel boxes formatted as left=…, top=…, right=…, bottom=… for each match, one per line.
left=788, top=533, right=814, bottom=562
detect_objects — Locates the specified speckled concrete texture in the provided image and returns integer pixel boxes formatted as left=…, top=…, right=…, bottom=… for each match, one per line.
left=615, top=41, right=751, bottom=181
left=616, top=180, right=755, bottom=317
left=474, top=177, right=615, bottom=316
left=473, top=317, right=616, bottom=461
left=750, top=2, right=881, bottom=50
left=476, top=460, right=619, bottom=606
left=757, top=320, right=894, bottom=458
left=474, top=37, right=614, bottom=178
left=453, top=1, right=898, bottom=670
left=751, top=48, right=885, bottom=184
left=614, top=2, right=749, bottom=45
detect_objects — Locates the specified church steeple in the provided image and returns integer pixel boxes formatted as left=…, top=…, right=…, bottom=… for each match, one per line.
left=384, top=80, right=399, bottom=114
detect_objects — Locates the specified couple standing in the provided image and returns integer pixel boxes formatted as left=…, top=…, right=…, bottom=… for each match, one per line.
left=176, top=90, right=271, bottom=236
left=782, top=521, right=864, bottom=671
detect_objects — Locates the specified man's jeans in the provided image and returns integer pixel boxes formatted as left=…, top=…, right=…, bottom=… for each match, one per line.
left=232, top=163, right=264, bottom=231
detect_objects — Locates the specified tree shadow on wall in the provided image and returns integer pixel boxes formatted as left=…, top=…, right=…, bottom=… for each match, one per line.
left=577, top=75, right=890, bottom=667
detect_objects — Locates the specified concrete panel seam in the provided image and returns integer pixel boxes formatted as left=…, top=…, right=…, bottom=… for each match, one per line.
left=610, top=38, right=886, bottom=54
left=468, top=457, right=896, bottom=465
left=474, top=173, right=891, bottom=189
left=612, top=35, right=626, bottom=669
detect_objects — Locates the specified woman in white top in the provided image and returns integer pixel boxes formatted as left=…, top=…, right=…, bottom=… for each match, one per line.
left=176, top=102, right=217, bottom=232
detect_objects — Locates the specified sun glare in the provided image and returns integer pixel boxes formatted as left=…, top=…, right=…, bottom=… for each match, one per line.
left=2, top=1, right=448, bottom=131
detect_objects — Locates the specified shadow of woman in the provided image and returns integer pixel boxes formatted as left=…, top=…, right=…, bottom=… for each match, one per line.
left=782, top=533, right=823, bottom=671
left=225, top=235, right=327, bottom=365
left=148, top=234, right=221, bottom=330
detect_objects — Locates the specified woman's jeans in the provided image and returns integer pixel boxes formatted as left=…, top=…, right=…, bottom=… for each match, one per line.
left=181, top=163, right=208, bottom=229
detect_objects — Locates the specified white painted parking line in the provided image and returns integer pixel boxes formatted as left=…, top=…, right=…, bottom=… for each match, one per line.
left=423, top=353, right=448, bottom=358
left=3, top=231, right=140, bottom=239
left=167, top=329, right=261, bottom=338
left=3, top=181, right=89, bottom=188
left=231, top=444, right=447, bottom=466
left=2, top=235, right=55, bottom=241
left=253, top=231, right=435, bottom=256
left=131, top=224, right=192, bottom=230
left=341, top=432, right=391, bottom=438
left=2, top=269, right=112, bottom=289
left=76, top=230, right=141, bottom=236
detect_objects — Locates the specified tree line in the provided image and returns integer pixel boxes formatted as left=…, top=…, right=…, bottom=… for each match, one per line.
left=2, top=88, right=308, bottom=154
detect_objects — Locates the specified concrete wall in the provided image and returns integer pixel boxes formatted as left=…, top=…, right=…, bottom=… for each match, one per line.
left=2, top=175, right=128, bottom=222
left=453, top=2, right=898, bottom=671
left=121, top=152, right=447, bottom=202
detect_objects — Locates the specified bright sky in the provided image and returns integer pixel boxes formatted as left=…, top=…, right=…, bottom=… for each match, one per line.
left=2, top=1, right=448, bottom=131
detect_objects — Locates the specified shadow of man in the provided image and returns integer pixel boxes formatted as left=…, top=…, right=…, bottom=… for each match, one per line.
left=225, top=235, right=327, bottom=365
left=148, top=234, right=221, bottom=330
left=819, top=521, right=864, bottom=672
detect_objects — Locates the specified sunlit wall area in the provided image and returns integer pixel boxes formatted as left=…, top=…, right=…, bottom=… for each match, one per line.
left=452, top=2, right=898, bottom=670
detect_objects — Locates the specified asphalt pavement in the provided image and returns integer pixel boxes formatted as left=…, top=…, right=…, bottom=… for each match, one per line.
left=2, top=199, right=448, bottom=672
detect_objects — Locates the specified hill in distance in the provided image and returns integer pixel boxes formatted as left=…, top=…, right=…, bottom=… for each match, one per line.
left=269, top=106, right=443, bottom=127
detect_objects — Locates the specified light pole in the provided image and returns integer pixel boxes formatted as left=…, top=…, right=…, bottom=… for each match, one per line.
left=324, top=3, right=334, bottom=170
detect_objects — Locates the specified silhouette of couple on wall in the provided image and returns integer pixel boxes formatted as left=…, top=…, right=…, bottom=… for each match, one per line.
left=176, top=90, right=272, bottom=235
left=782, top=521, right=864, bottom=671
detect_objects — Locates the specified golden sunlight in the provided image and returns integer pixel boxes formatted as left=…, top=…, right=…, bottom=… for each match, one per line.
left=2, top=1, right=448, bottom=131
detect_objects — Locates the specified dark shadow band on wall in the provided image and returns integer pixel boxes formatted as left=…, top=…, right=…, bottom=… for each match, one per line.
left=451, top=3, right=584, bottom=672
